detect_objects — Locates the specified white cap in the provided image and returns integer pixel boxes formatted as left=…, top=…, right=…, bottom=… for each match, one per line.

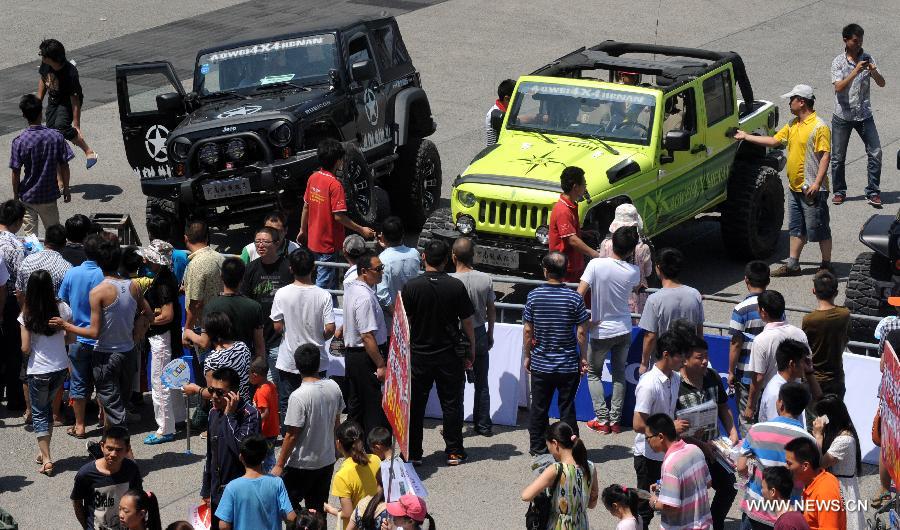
left=780, top=84, right=815, bottom=100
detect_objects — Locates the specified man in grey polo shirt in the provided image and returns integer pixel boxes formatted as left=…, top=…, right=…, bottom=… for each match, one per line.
left=830, top=23, right=887, bottom=207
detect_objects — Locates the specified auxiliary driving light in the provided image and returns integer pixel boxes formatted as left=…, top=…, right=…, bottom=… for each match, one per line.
left=198, top=143, right=220, bottom=167
left=456, top=214, right=475, bottom=235
left=535, top=225, right=550, bottom=245
left=225, top=138, right=247, bottom=161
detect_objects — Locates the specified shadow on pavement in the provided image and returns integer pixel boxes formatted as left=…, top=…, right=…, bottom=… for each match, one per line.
left=71, top=183, right=123, bottom=203
left=0, top=475, right=32, bottom=493
left=586, top=443, right=633, bottom=465
left=137, top=451, right=205, bottom=475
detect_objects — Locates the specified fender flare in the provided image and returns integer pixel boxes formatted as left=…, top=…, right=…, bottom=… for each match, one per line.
left=394, top=87, right=434, bottom=146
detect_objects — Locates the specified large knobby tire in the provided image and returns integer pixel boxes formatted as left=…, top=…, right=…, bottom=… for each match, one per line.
left=416, top=207, right=453, bottom=251
left=389, top=138, right=442, bottom=231
left=845, top=251, right=892, bottom=348
left=720, top=163, right=784, bottom=260
left=145, top=197, right=188, bottom=247
left=341, top=143, right=377, bottom=226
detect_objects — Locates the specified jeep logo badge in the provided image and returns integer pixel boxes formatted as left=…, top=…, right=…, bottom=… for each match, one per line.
left=216, top=105, right=263, bottom=119
left=145, top=124, right=169, bottom=163
left=363, top=88, right=378, bottom=125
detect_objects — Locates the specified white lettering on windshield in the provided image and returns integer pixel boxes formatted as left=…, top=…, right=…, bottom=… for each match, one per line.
left=524, top=83, right=654, bottom=106
left=206, top=36, right=328, bottom=63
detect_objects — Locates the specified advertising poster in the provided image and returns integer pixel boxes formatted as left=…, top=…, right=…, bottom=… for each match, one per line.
left=383, top=294, right=411, bottom=460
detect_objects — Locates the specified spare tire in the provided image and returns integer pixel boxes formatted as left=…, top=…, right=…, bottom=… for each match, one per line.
left=416, top=207, right=453, bottom=251
left=846, top=251, right=892, bottom=350
left=720, top=163, right=784, bottom=260
left=389, top=138, right=442, bottom=231
left=340, top=142, right=377, bottom=226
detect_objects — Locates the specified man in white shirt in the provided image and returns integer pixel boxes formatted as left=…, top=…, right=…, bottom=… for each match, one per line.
left=742, top=290, right=811, bottom=424
left=577, top=226, right=640, bottom=434
left=758, top=338, right=819, bottom=425
left=342, top=251, right=390, bottom=435
left=632, top=329, right=691, bottom=530
left=270, top=247, right=335, bottom=427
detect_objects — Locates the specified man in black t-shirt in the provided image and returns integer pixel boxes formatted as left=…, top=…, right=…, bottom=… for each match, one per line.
left=71, top=427, right=142, bottom=530
left=401, top=239, right=476, bottom=466
left=240, top=227, right=293, bottom=362
left=37, top=39, right=98, bottom=168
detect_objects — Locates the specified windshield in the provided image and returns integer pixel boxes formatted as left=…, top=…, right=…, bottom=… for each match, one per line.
left=507, top=81, right=656, bottom=144
left=196, top=34, right=337, bottom=95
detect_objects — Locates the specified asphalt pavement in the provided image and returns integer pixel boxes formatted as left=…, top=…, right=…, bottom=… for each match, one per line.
left=0, top=0, right=894, bottom=528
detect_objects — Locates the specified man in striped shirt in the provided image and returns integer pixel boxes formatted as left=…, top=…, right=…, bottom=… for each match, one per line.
left=728, top=260, right=769, bottom=437
left=523, top=251, right=589, bottom=456
left=737, top=381, right=814, bottom=529
left=646, top=413, right=713, bottom=530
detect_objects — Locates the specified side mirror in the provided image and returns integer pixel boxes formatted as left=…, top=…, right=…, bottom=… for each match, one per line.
left=351, top=60, right=376, bottom=83
left=663, top=130, right=691, bottom=152
left=156, top=92, right=185, bottom=114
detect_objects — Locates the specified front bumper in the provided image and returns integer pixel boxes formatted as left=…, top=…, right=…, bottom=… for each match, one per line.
left=430, top=227, right=547, bottom=276
left=140, top=149, right=319, bottom=208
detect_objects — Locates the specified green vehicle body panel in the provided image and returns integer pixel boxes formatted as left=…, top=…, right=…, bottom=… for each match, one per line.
left=452, top=63, right=778, bottom=242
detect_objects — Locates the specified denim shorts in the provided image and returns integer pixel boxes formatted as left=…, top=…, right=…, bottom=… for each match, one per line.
left=28, top=369, right=67, bottom=437
left=788, top=190, right=831, bottom=242
left=67, top=342, right=95, bottom=399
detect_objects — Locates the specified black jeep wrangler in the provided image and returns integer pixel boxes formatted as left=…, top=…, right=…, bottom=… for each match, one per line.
left=114, top=16, right=441, bottom=238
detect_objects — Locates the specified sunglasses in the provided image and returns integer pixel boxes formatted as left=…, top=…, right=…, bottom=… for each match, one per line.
left=362, top=264, right=385, bottom=273
left=207, top=387, right=228, bottom=398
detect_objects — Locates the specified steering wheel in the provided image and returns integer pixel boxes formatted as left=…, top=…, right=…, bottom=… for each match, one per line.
left=612, top=121, right=649, bottom=137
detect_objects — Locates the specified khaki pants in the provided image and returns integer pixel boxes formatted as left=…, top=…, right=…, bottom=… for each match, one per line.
left=22, top=201, right=59, bottom=236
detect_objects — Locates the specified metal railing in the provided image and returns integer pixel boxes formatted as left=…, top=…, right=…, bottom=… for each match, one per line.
left=316, top=260, right=882, bottom=353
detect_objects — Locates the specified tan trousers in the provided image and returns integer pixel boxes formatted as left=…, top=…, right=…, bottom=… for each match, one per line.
left=22, top=201, right=59, bottom=236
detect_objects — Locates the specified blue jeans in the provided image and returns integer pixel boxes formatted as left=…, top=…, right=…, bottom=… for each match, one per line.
left=314, top=252, right=339, bottom=291
left=788, top=190, right=831, bottom=242
left=266, top=346, right=281, bottom=388
left=67, top=342, right=95, bottom=400
left=587, top=334, right=632, bottom=424
left=830, top=114, right=882, bottom=197
left=28, top=369, right=67, bottom=437
left=471, top=326, right=492, bottom=433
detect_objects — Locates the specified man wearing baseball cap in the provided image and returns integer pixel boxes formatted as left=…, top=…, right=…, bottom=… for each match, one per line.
left=733, top=84, right=832, bottom=277
left=386, top=494, right=433, bottom=529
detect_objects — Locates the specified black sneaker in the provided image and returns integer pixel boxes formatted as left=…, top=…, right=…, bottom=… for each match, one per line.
left=86, top=440, right=103, bottom=459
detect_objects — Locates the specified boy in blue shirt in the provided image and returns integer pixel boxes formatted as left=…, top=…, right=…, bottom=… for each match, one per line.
left=215, top=434, right=296, bottom=530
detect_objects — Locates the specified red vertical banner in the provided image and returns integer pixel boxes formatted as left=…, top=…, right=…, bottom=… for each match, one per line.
left=383, top=293, right=411, bottom=460
left=880, top=340, right=900, bottom=486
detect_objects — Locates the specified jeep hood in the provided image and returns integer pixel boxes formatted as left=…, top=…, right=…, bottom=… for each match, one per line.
left=462, top=135, right=649, bottom=195
left=180, top=89, right=330, bottom=129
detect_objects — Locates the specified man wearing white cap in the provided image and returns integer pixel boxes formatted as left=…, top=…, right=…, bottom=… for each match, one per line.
left=733, top=85, right=832, bottom=277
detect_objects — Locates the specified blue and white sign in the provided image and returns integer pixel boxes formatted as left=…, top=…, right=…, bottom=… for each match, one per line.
left=161, top=358, right=191, bottom=389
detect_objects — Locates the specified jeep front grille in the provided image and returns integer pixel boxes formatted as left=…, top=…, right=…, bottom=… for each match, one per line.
left=478, top=199, right=550, bottom=232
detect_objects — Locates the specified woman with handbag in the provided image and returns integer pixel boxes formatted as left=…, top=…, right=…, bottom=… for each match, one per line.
left=521, top=421, right=598, bottom=530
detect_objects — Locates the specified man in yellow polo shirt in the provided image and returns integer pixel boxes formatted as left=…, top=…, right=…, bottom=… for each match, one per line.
left=733, top=84, right=832, bottom=277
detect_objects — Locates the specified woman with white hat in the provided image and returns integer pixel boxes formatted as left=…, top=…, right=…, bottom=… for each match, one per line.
left=598, top=204, right=653, bottom=319
left=139, top=239, right=181, bottom=445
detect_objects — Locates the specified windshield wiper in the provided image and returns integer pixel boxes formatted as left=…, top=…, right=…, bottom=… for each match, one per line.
left=255, top=81, right=310, bottom=92
left=588, top=135, right=620, bottom=155
left=202, top=90, right=248, bottom=101
left=520, top=128, right=555, bottom=144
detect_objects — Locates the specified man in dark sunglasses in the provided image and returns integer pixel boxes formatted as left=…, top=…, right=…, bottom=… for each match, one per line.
left=342, top=251, right=390, bottom=435
left=200, top=366, right=260, bottom=530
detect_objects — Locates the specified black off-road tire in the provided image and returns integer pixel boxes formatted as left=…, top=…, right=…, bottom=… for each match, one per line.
left=845, top=251, right=892, bottom=349
left=416, top=207, right=453, bottom=251
left=389, top=138, right=442, bottom=231
left=145, top=197, right=188, bottom=246
left=720, top=163, right=784, bottom=260
left=341, top=142, right=377, bottom=226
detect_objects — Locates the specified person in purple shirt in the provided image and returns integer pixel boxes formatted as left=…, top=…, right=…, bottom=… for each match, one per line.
left=9, top=94, right=73, bottom=237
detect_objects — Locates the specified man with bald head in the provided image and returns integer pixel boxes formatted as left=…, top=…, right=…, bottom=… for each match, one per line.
left=451, top=237, right=496, bottom=436
left=523, top=251, right=589, bottom=455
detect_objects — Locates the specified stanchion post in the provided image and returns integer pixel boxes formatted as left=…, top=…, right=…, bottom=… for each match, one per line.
left=184, top=392, right=192, bottom=455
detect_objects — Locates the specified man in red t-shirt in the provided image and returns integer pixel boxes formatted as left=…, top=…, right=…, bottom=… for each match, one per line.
left=548, top=166, right=599, bottom=283
left=298, top=139, right=374, bottom=290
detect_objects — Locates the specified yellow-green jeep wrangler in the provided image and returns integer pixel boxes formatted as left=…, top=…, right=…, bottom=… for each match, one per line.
left=420, top=41, right=785, bottom=274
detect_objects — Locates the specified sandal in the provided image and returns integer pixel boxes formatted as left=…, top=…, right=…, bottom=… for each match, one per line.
left=39, top=462, right=53, bottom=476
left=34, top=454, right=43, bottom=465
left=66, top=426, right=86, bottom=439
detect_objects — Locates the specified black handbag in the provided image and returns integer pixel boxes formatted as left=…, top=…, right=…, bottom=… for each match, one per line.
left=525, top=463, right=562, bottom=530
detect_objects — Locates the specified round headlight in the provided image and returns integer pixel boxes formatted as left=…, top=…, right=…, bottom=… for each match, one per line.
left=225, top=138, right=247, bottom=161
left=456, top=214, right=475, bottom=235
left=535, top=225, right=549, bottom=245
left=172, top=138, right=191, bottom=162
left=268, top=121, right=293, bottom=147
left=456, top=190, right=477, bottom=208
left=198, top=143, right=220, bottom=167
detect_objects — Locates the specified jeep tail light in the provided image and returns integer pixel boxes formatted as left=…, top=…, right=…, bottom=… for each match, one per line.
left=175, top=163, right=185, bottom=177
left=282, top=147, right=292, bottom=159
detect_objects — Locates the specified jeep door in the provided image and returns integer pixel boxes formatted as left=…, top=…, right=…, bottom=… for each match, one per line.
left=654, top=84, right=709, bottom=230
left=115, top=62, right=186, bottom=180
left=345, top=32, right=391, bottom=159
left=696, top=66, right=740, bottom=205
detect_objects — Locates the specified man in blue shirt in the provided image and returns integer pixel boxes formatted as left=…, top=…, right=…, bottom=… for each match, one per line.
left=376, top=216, right=420, bottom=325
left=216, top=434, right=296, bottom=530
left=523, top=251, right=589, bottom=456
left=58, top=233, right=104, bottom=438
